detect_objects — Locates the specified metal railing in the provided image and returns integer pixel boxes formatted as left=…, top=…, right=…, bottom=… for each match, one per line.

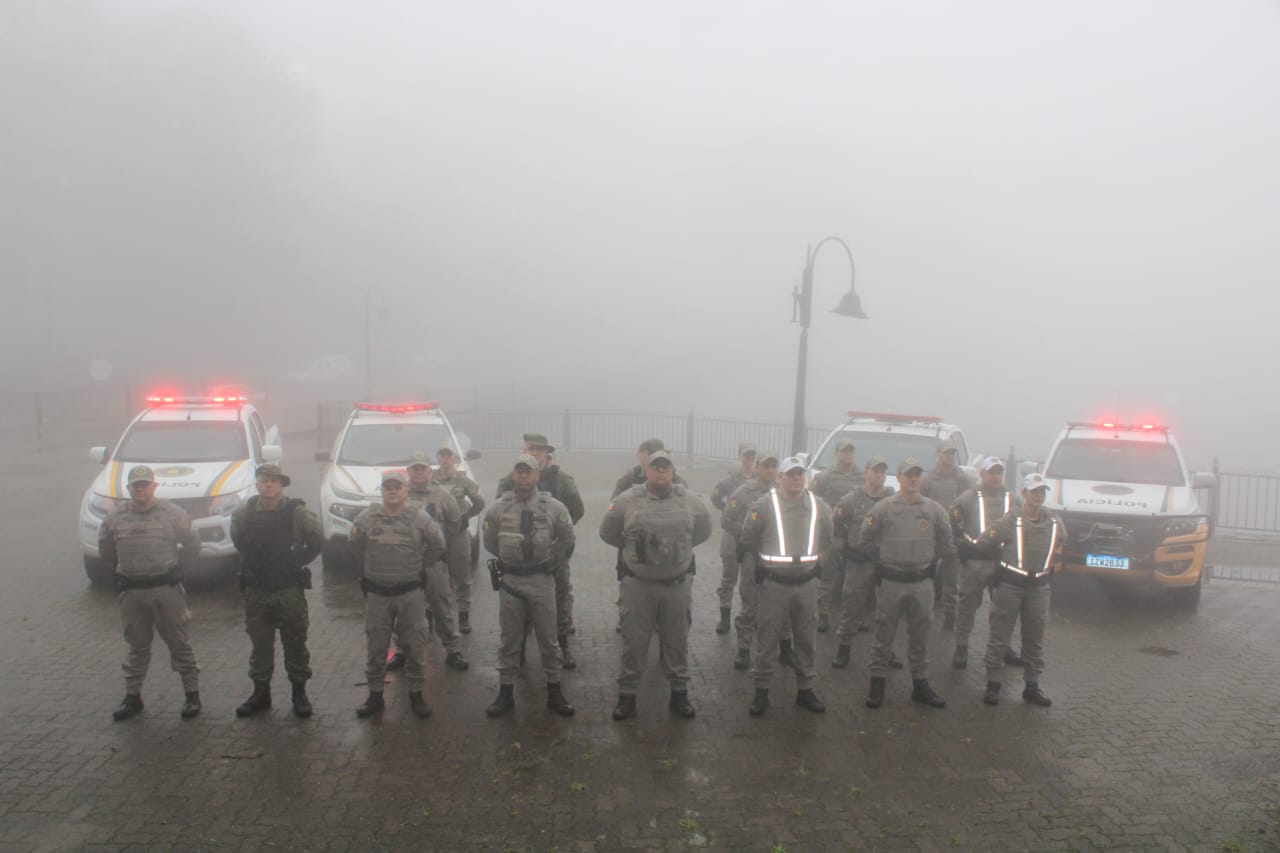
left=1209, top=463, right=1280, bottom=533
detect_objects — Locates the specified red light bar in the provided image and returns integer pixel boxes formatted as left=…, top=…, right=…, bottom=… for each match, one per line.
left=847, top=411, right=943, bottom=424
left=1067, top=421, right=1168, bottom=433
left=354, top=401, right=438, bottom=414
left=146, top=394, right=246, bottom=406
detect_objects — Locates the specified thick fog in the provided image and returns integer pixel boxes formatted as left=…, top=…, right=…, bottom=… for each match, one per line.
left=4, top=0, right=1278, bottom=468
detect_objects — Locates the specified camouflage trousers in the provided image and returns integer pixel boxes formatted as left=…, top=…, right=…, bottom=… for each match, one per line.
left=243, top=585, right=311, bottom=684
left=119, top=584, right=199, bottom=695
left=366, top=588, right=430, bottom=693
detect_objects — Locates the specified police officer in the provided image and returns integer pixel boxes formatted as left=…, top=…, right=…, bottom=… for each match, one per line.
left=600, top=450, right=712, bottom=720
left=740, top=456, right=833, bottom=716
left=350, top=469, right=447, bottom=719
left=721, top=451, right=787, bottom=671
left=611, top=438, right=688, bottom=497
left=229, top=463, right=323, bottom=718
left=434, top=446, right=486, bottom=634
left=860, top=457, right=955, bottom=710
left=949, top=456, right=1023, bottom=671
left=404, top=452, right=469, bottom=671
left=100, top=465, right=202, bottom=721
left=922, top=438, right=972, bottom=629
left=980, top=473, right=1063, bottom=707
left=483, top=453, right=576, bottom=718
left=496, top=433, right=584, bottom=668
left=830, top=455, right=898, bottom=669
left=812, top=438, right=863, bottom=633
left=711, top=442, right=757, bottom=635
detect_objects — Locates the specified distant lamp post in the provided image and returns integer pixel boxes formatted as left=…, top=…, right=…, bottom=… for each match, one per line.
left=790, top=237, right=870, bottom=454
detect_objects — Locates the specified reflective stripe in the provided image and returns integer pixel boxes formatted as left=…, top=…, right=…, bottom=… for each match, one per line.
left=1003, top=515, right=1059, bottom=578
left=968, top=490, right=1010, bottom=543
left=760, top=488, right=820, bottom=566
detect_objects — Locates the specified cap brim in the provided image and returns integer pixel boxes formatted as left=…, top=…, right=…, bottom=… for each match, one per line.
left=899, top=466, right=924, bottom=475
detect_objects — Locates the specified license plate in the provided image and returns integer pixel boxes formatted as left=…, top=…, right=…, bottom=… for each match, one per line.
left=1086, top=554, right=1129, bottom=570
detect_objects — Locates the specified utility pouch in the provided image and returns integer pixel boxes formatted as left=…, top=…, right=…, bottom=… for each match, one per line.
left=487, top=558, right=502, bottom=592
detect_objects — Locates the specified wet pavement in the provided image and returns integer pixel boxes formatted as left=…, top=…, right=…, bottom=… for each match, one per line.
left=1, top=437, right=1277, bottom=851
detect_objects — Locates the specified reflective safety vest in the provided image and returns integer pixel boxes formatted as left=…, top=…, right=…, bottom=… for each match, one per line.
left=967, top=491, right=1011, bottom=544
left=1000, top=515, right=1059, bottom=579
left=759, top=489, right=821, bottom=568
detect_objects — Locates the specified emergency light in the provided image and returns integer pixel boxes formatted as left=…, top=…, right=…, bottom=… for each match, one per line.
left=145, top=394, right=247, bottom=406
left=354, top=402, right=438, bottom=414
left=846, top=411, right=943, bottom=425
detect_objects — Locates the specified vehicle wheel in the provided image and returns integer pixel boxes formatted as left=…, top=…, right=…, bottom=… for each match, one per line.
left=1171, top=575, right=1202, bottom=608
left=322, top=539, right=350, bottom=573
left=471, top=532, right=480, bottom=570
left=84, top=555, right=114, bottom=584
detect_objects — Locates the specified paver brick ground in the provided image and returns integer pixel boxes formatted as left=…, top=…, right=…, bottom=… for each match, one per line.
left=0, top=445, right=1276, bottom=851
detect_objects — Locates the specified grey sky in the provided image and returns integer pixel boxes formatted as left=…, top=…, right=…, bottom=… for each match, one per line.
left=4, top=1, right=1277, bottom=468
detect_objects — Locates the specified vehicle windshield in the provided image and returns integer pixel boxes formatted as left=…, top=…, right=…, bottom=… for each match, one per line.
left=1046, top=439, right=1185, bottom=486
left=812, top=431, right=943, bottom=471
left=115, top=421, right=248, bottom=463
left=338, top=423, right=454, bottom=466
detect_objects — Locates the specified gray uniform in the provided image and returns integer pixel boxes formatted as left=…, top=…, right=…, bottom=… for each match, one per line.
left=350, top=504, right=446, bottom=693
left=858, top=494, right=956, bottom=678
left=922, top=466, right=972, bottom=618
left=600, top=484, right=712, bottom=694
left=483, top=491, right=575, bottom=685
left=740, top=489, right=834, bottom=690
left=721, top=478, right=777, bottom=651
left=99, top=499, right=202, bottom=696
left=711, top=467, right=751, bottom=610
left=981, top=510, right=1062, bottom=684
left=950, top=487, right=1024, bottom=646
left=435, top=469, right=486, bottom=614
left=831, top=484, right=896, bottom=642
left=407, top=484, right=463, bottom=652
left=498, top=466, right=583, bottom=636
left=811, top=466, right=864, bottom=619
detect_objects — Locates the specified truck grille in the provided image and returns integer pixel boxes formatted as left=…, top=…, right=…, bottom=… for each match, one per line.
left=1059, top=512, right=1165, bottom=560
left=171, top=497, right=213, bottom=520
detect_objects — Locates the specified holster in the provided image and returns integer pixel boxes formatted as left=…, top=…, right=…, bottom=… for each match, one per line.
left=487, top=558, right=502, bottom=592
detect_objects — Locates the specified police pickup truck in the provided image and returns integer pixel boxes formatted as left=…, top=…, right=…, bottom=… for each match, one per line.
left=1039, top=421, right=1215, bottom=605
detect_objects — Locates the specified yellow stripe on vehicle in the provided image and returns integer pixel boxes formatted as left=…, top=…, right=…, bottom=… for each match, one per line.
left=207, top=460, right=247, bottom=496
left=109, top=462, right=121, bottom=497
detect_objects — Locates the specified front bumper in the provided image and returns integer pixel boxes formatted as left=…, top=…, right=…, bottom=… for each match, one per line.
left=1058, top=512, right=1209, bottom=587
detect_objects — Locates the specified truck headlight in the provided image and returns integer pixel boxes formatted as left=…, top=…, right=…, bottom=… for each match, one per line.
left=329, top=503, right=363, bottom=521
left=87, top=493, right=126, bottom=519
left=1163, top=517, right=1208, bottom=538
left=209, top=489, right=249, bottom=516
left=331, top=483, right=364, bottom=501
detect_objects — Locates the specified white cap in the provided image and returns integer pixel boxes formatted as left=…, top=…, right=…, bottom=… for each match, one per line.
left=1021, top=473, right=1053, bottom=493
left=779, top=456, right=806, bottom=474
left=978, top=456, right=1005, bottom=473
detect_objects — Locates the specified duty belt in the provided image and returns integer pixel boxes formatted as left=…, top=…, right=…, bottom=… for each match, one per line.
left=496, top=560, right=554, bottom=577
left=875, top=562, right=935, bottom=583
left=115, top=568, right=180, bottom=590
left=241, top=570, right=309, bottom=592
left=361, top=578, right=424, bottom=597
left=620, top=564, right=690, bottom=586
left=762, top=567, right=820, bottom=586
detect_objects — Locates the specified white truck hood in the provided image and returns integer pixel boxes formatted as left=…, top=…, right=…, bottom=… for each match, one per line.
left=93, top=459, right=253, bottom=499
left=1050, top=479, right=1201, bottom=516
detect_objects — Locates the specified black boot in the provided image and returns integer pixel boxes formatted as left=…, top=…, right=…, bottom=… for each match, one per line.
left=911, top=679, right=946, bottom=708
left=458, top=610, right=471, bottom=634
left=748, top=688, right=770, bottom=716
left=832, top=643, right=851, bottom=669
left=778, top=639, right=799, bottom=670
left=181, top=691, right=201, bottom=719
left=112, top=693, right=143, bottom=721
left=1022, top=683, right=1052, bottom=707
left=236, top=680, right=271, bottom=717
left=291, top=683, right=312, bottom=718
left=1004, top=648, right=1025, bottom=667
left=716, top=607, right=731, bottom=635
left=669, top=690, right=695, bottom=719
left=558, top=635, right=577, bottom=671
left=445, top=650, right=470, bottom=671
left=817, top=613, right=830, bottom=633
left=866, top=676, right=886, bottom=709
left=386, top=651, right=406, bottom=672
left=795, top=689, right=825, bottom=713
left=547, top=683, right=575, bottom=717
left=733, top=647, right=751, bottom=671
left=952, top=645, right=968, bottom=670
left=612, top=693, right=637, bottom=721
left=486, top=684, right=515, bottom=718
left=408, top=691, right=432, bottom=718
left=356, top=691, right=385, bottom=718
left=983, top=681, right=1001, bottom=706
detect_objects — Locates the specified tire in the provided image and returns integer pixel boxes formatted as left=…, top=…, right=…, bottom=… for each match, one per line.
left=322, top=538, right=351, bottom=573
left=84, top=555, right=114, bottom=585
left=1171, top=575, right=1202, bottom=608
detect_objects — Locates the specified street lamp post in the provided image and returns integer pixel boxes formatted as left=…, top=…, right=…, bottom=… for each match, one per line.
left=790, top=237, right=870, bottom=454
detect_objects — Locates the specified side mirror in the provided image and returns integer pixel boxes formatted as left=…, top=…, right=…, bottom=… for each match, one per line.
left=261, top=444, right=282, bottom=463
left=89, top=446, right=108, bottom=464
left=264, top=425, right=280, bottom=446
left=1192, top=471, right=1216, bottom=489
left=314, top=451, right=331, bottom=463
left=464, top=449, right=482, bottom=461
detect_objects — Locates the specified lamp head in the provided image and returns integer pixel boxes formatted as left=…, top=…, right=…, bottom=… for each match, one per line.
left=832, top=288, right=869, bottom=319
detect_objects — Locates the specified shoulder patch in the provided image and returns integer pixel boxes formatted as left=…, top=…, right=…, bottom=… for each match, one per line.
left=607, top=501, right=616, bottom=512
left=749, top=509, right=760, bottom=522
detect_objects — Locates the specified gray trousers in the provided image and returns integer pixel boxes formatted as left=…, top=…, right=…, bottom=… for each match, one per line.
left=955, top=559, right=996, bottom=646
left=935, top=553, right=959, bottom=618
left=445, top=532, right=472, bottom=614
left=554, top=558, right=573, bottom=635
left=985, top=581, right=1050, bottom=684
left=816, top=549, right=846, bottom=617
left=617, top=574, right=691, bottom=694
left=423, top=561, right=460, bottom=652
left=871, top=577, right=934, bottom=679
left=119, top=584, right=199, bottom=694
left=836, top=561, right=878, bottom=642
left=498, top=571, right=562, bottom=685
left=366, top=588, right=429, bottom=692
left=752, top=577, right=818, bottom=690
left=737, top=566, right=792, bottom=652
left=716, top=533, right=739, bottom=609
